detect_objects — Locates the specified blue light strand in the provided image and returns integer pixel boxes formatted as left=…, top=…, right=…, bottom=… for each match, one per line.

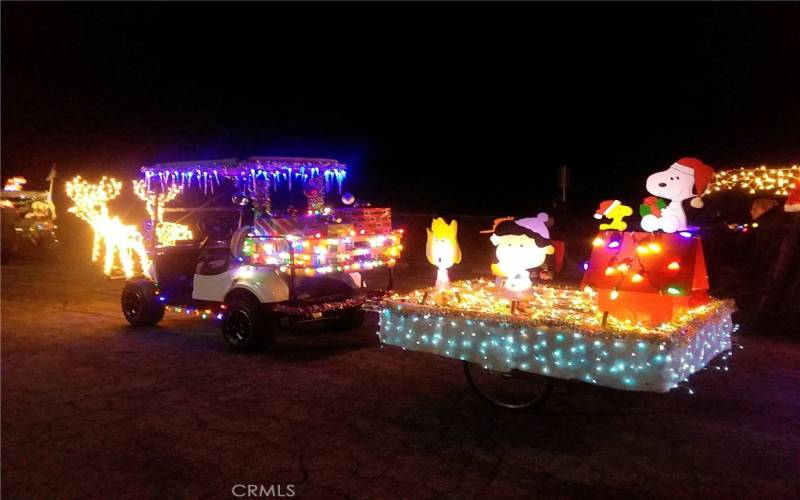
left=378, top=307, right=733, bottom=393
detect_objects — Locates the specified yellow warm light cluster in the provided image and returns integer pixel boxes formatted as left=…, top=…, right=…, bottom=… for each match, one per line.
left=706, top=165, right=799, bottom=196
left=132, top=180, right=193, bottom=246
left=66, top=176, right=150, bottom=279
left=4, top=176, right=27, bottom=191
left=391, top=279, right=731, bottom=341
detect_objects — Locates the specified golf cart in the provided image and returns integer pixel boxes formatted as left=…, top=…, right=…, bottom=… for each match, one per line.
left=120, top=157, right=403, bottom=350
left=1, top=175, right=58, bottom=258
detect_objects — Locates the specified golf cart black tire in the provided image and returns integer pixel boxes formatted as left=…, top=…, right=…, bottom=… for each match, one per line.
left=121, top=280, right=165, bottom=327
left=221, top=294, right=274, bottom=352
left=329, top=307, right=366, bottom=331
left=463, top=361, right=554, bottom=412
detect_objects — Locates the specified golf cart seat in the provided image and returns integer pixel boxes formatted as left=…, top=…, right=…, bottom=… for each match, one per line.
left=153, top=245, right=206, bottom=297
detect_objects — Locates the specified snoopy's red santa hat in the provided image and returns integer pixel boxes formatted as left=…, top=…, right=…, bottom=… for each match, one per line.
left=671, top=157, right=715, bottom=208
left=594, top=200, right=621, bottom=219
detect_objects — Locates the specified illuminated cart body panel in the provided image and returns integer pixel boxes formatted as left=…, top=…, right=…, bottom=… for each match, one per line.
left=378, top=281, right=734, bottom=393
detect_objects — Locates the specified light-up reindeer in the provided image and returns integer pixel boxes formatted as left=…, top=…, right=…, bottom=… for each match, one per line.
left=426, top=218, right=461, bottom=290
left=132, top=180, right=192, bottom=247
left=66, top=176, right=151, bottom=279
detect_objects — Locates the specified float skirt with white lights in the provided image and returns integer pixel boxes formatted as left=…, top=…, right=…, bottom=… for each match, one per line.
left=378, top=280, right=734, bottom=393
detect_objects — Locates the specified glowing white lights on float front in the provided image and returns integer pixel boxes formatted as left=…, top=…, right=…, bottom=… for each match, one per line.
left=378, top=280, right=734, bottom=392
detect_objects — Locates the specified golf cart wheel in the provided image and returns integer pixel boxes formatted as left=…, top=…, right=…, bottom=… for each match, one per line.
left=463, top=361, right=554, bottom=411
left=329, top=306, right=366, bottom=331
left=121, top=280, right=165, bottom=327
left=221, top=294, right=273, bottom=351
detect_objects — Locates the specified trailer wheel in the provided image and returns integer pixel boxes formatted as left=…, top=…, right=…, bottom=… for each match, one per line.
left=328, top=307, right=366, bottom=331
left=463, top=361, right=553, bottom=411
left=121, top=280, right=165, bottom=327
left=221, top=294, right=273, bottom=351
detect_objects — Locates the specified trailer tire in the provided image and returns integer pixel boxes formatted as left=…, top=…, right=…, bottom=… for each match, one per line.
left=221, top=293, right=273, bottom=351
left=121, top=280, right=165, bottom=327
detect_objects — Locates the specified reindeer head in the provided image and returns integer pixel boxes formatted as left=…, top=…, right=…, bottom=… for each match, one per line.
left=132, top=180, right=183, bottom=221
left=66, top=176, right=122, bottom=221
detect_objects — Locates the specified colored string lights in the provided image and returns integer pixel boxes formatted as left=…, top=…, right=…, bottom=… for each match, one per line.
left=240, top=229, right=403, bottom=277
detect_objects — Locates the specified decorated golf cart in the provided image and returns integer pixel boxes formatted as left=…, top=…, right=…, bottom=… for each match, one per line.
left=90, top=157, right=402, bottom=350
left=377, top=158, right=735, bottom=410
left=1, top=173, right=59, bottom=258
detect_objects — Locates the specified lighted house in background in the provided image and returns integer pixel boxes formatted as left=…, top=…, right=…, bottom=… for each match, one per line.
left=581, top=230, right=710, bottom=325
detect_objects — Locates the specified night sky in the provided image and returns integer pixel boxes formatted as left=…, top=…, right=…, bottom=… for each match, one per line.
left=3, top=3, right=799, bottom=215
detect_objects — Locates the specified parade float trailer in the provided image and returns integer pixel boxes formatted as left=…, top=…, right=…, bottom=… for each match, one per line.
left=377, top=159, right=736, bottom=410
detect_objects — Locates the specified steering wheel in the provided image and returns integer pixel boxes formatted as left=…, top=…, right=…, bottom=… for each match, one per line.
left=196, top=216, right=236, bottom=242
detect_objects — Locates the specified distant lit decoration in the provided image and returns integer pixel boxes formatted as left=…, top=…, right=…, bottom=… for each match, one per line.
left=705, top=165, right=799, bottom=196
left=140, top=157, right=347, bottom=195
left=66, top=176, right=150, bottom=279
left=379, top=279, right=734, bottom=393
left=341, top=192, right=355, bottom=205
left=132, top=180, right=193, bottom=247
left=582, top=231, right=709, bottom=325
left=726, top=222, right=760, bottom=233
left=426, top=218, right=461, bottom=290
left=4, top=177, right=27, bottom=191
left=486, top=214, right=554, bottom=296
left=640, top=158, right=715, bottom=233
left=593, top=199, right=633, bottom=231
left=784, top=178, right=800, bottom=213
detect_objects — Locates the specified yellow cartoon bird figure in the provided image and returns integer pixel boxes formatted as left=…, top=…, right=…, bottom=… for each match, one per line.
left=594, top=200, right=633, bottom=231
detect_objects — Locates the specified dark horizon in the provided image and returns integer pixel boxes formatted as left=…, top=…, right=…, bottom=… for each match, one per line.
left=3, top=3, right=799, bottom=215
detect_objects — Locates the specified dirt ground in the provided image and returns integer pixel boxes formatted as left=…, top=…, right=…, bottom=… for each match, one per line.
left=2, top=257, right=798, bottom=499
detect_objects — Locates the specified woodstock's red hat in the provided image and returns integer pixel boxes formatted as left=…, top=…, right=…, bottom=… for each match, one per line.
left=594, top=199, right=621, bottom=219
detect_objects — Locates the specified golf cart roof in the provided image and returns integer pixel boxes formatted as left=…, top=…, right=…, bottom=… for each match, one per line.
left=139, top=157, right=348, bottom=194
left=141, top=157, right=346, bottom=176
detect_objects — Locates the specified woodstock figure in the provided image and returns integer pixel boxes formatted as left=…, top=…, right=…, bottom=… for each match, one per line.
left=488, top=213, right=554, bottom=296
left=640, top=158, right=715, bottom=233
left=66, top=176, right=151, bottom=279
left=133, top=180, right=193, bottom=246
left=594, top=200, right=633, bottom=231
left=426, top=218, right=461, bottom=290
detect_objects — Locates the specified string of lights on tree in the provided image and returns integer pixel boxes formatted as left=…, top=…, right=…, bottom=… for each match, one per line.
left=705, top=165, right=799, bottom=196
